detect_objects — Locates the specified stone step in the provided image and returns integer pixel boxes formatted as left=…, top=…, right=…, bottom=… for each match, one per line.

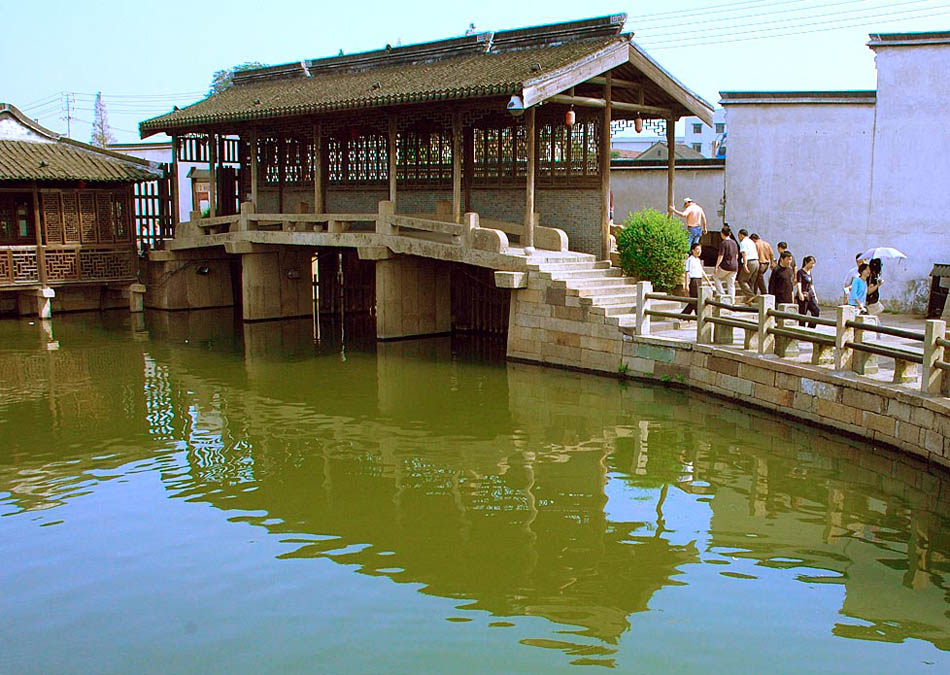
left=548, top=267, right=625, bottom=280
left=529, top=260, right=611, bottom=273
left=570, top=279, right=638, bottom=293
left=604, top=303, right=638, bottom=316
left=579, top=292, right=639, bottom=306
left=534, top=253, right=597, bottom=263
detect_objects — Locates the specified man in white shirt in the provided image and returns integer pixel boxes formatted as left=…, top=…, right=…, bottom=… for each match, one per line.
left=681, top=242, right=711, bottom=318
left=737, top=228, right=759, bottom=301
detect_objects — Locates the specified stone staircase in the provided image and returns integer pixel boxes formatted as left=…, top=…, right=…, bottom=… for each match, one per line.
left=526, top=257, right=685, bottom=331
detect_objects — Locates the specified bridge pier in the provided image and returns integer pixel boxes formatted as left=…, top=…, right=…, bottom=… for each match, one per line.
left=375, top=255, right=451, bottom=340
left=145, top=249, right=235, bottom=311
left=233, top=244, right=313, bottom=322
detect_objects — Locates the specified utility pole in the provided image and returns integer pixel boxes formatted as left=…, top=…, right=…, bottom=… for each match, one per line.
left=61, top=92, right=72, bottom=139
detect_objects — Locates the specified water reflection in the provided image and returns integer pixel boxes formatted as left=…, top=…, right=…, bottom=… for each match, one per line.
left=0, top=312, right=949, bottom=667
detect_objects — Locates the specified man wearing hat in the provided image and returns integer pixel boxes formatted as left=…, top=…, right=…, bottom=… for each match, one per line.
left=670, top=197, right=707, bottom=249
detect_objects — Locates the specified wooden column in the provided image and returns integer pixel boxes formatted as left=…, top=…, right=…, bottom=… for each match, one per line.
left=600, top=73, right=612, bottom=261
left=312, top=123, right=323, bottom=213
left=463, top=125, right=473, bottom=213
left=207, top=132, right=217, bottom=217
left=277, top=133, right=285, bottom=213
left=451, top=112, right=462, bottom=222
left=249, top=130, right=259, bottom=207
left=666, top=116, right=676, bottom=215
left=523, top=106, right=536, bottom=254
left=171, top=135, right=181, bottom=224
left=32, top=183, right=47, bottom=286
left=388, top=117, right=397, bottom=207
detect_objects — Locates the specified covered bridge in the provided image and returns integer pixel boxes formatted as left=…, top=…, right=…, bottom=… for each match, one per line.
left=141, top=13, right=712, bottom=260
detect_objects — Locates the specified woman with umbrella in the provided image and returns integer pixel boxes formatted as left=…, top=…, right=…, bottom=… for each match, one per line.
left=858, top=247, right=906, bottom=315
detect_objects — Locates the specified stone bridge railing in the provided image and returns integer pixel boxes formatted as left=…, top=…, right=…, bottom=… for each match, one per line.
left=636, top=281, right=950, bottom=397
left=173, top=200, right=570, bottom=257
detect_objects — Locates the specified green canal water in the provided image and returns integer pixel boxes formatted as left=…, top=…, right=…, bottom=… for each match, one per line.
left=1, top=310, right=949, bottom=673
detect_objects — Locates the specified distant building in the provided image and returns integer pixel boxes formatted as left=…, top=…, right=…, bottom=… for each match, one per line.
left=682, top=108, right=726, bottom=158
left=0, top=103, right=161, bottom=316
left=633, top=141, right=705, bottom=161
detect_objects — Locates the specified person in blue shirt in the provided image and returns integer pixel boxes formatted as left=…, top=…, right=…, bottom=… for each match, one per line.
left=848, top=263, right=871, bottom=312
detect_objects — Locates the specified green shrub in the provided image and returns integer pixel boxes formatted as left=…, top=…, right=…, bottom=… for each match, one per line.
left=616, top=208, right=689, bottom=291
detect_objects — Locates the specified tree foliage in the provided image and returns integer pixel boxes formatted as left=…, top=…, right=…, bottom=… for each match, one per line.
left=89, top=92, right=115, bottom=148
left=616, top=208, right=689, bottom=291
left=208, top=62, right=267, bottom=95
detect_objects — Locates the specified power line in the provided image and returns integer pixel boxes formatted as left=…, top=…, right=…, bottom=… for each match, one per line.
left=636, top=0, right=944, bottom=41
left=634, top=0, right=900, bottom=35
left=630, top=0, right=790, bottom=22
left=642, top=4, right=950, bottom=48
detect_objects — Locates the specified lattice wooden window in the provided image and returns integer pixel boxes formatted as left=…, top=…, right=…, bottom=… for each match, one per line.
left=536, top=116, right=599, bottom=185
left=282, top=137, right=313, bottom=185
left=397, top=129, right=451, bottom=185
left=259, top=137, right=281, bottom=185
left=472, top=122, right=526, bottom=183
left=41, top=193, right=63, bottom=244
left=0, top=194, right=35, bottom=244
left=79, top=192, right=97, bottom=242
left=62, top=192, right=81, bottom=243
left=327, top=131, right=389, bottom=185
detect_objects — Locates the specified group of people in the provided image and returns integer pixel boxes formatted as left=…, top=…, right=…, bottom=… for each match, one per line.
left=672, top=197, right=883, bottom=324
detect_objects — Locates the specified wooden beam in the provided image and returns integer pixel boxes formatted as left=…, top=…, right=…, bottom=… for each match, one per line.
left=522, top=43, right=629, bottom=108
left=312, top=123, right=322, bottom=214
left=388, top=117, right=397, bottom=206
left=600, top=75, right=612, bottom=261
left=548, top=94, right=672, bottom=118
left=208, top=133, right=217, bottom=217
left=451, top=112, right=462, bottom=222
left=249, top=130, right=259, bottom=208
left=171, top=135, right=181, bottom=225
left=586, top=76, right=641, bottom=90
left=628, top=43, right=714, bottom=125
left=523, top=106, right=536, bottom=254
left=666, top=116, right=676, bottom=216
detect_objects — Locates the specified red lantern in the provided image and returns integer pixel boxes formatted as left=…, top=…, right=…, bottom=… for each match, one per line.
left=634, top=116, right=643, bottom=134
left=565, top=107, right=576, bottom=127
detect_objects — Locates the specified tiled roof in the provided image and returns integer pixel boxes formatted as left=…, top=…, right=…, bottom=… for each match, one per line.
left=0, top=140, right=159, bottom=182
left=141, top=34, right=627, bottom=135
left=0, top=104, right=161, bottom=183
left=634, top=141, right=705, bottom=161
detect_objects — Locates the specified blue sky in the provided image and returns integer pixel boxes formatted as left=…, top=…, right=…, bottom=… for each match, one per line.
left=5, top=0, right=949, bottom=143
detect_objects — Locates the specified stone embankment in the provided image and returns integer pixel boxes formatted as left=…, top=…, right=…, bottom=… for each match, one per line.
left=504, top=261, right=950, bottom=469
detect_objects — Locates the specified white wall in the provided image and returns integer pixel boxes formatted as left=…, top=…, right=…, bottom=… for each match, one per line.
left=868, top=43, right=950, bottom=310
left=723, top=102, right=876, bottom=305
left=611, top=165, right=725, bottom=227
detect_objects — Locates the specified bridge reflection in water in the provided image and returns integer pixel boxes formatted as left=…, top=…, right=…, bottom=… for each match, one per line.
left=0, top=311, right=948, bottom=669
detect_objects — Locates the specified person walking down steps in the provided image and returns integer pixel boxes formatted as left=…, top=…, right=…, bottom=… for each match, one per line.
left=681, top=242, right=712, bottom=319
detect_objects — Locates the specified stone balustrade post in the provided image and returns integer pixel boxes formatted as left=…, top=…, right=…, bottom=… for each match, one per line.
left=462, top=212, right=478, bottom=249
left=922, top=319, right=947, bottom=395
left=237, top=200, right=255, bottom=232
left=834, top=305, right=857, bottom=371
left=713, top=300, right=733, bottom=345
left=756, top=294, right=775, bottom=355
left=377, top=200, right=394, bottom=235
left=696, top=286, right=713, bottom=344
left=774, top=302, right=799, bottom=358
left=851, top=314, right=879, bottom=375
left=635, top=281, right=652, bottom=336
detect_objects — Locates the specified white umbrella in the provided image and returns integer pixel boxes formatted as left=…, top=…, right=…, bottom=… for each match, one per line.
left=860, top=246, right=907, bottom=260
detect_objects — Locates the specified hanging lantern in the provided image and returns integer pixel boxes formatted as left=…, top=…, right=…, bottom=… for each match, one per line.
left=565, top=106, right=576, bottom=127
left=634, top=115, right=644, bottom=134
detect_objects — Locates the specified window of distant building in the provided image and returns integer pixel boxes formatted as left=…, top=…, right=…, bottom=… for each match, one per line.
left=692, top=123, right=702, bottom=134
left=715, top=123, right=725, bottom=134
left=692, top=143, right=703, bottom=153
